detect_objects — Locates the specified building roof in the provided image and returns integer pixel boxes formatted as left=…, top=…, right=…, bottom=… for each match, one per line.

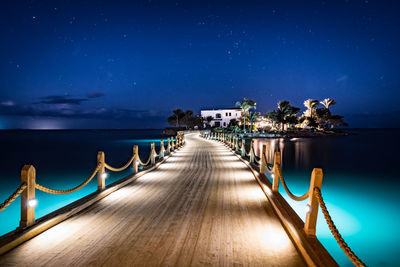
left=201, top=107, right=241, bottom=111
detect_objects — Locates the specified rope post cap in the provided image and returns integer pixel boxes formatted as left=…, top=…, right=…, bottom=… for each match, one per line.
left=97, top=151, right=105, bottom=162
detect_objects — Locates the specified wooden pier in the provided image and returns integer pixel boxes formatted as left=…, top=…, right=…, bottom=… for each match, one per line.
left=0, top=132, right=353, bottom=266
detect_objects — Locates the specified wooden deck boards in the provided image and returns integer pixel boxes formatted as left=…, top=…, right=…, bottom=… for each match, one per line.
left=0, top=133, right=305, bottom=266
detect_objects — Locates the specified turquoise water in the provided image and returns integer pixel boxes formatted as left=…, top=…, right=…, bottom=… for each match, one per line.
left=0, top=129, right=399, bottom=266
left=0, top=130, right=164, bottom=237
left=254, top=129, right=400, bottom=266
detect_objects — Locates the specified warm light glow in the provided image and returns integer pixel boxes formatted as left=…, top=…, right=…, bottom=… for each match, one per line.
left=258, top=225, right=292, bottom=251
left=136, top=161, right=140, bottom=165
left=28, top=199, right=38, bottom=207
left=102, top=172, right=108, bottom=179
left=305, top=204, right=311, bottom=213
left=271, top=173, right=275, bottom=179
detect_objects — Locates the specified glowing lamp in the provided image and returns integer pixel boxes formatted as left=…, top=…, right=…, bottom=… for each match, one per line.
left=28, top=199, right=38, bottom=207
left=271, top=174, right=275, bottom=179
left=102, top=172, right=108, bottom=179
left=136, top=161, right=140, bottom=165
left=305, top=204, right=312, bottom=213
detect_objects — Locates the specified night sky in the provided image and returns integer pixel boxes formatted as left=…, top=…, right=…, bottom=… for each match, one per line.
left=1, top=0, right=399, bottom=129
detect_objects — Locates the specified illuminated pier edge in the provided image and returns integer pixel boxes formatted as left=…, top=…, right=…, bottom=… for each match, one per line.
left=200, top=130, right=365, bottom=267
left=0, top=132, right=185, bottom=255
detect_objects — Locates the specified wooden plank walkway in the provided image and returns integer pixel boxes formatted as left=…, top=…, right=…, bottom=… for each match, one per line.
left=0, top=133, right=305, bottom=266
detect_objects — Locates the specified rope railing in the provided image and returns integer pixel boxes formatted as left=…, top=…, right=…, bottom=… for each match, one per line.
left=315, top=187, right=366, bottom=267
left=0, top=183, right=27, bottom=212
left=0, top=133, right=185, bottom=230
left=275, top=167, right=310, bottom=201
left=138, top=153, right=152, bottom=166
left=262, top=154, right=274, bottom=173
left=203, top=133, right=364, bottom=266
left=104, top=155, right=135, bottom=172
left=35, top=164, right=101, bottom=195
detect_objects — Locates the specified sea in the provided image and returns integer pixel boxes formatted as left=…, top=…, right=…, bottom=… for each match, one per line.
left=0, top=129, right=399, bottom=266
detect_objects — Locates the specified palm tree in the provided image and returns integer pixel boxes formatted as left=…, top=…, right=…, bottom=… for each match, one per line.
left=206, top=116, right=213, bottom=128
left=277, top=101, right=300, bottom=131
left=248, top=112, right=258, bottom=133
left=182, top=110, right=194, bottom=129
left=235, top=98, right=256, bottom=133
left=172, top=109, right=185, bottom=127
left=320, top=98, right=336, bottom=110
left=303, top=99, right=319, bottom=119
left=265, top=110, right=279, bottom=130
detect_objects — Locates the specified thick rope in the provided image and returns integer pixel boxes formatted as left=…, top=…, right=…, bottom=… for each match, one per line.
left=104, top=155, right=135, bottom=172
left=138, top=154, right=152, bottom=166
left=263, top=154, right=274, bottom=173
left=0, top=183, right=27, bottom=213
left=315, top=187, right=366, bottom=267
left=35, top=164, right=100, bottom=195
left=276, top=167, right=309, bottom=201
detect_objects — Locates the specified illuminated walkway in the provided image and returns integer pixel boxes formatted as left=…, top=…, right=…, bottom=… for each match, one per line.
left=0, top=133, right=305, bottom=266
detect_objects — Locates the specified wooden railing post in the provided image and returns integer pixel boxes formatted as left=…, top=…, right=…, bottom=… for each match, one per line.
left=97, top=151, right=105, bottom=191
left=151, top=142, right=156, bottom=164
left=20, top=165, right=36, bottom=228
left=260, top=145, right=266, bottom=174
left=235, top=138, right=239, bottom=152
left=241, top=139, right=245, bottom=157
left=272, top=151, right=280, bottom=192
left=249, top=140, right=255, bottom=163
left=167, top=138, right=171, bottom=153
left=171, top=136, right=175, bottom=150
left=304, top=168, right=323, bottom=236
left=133, top=145, right=139, bottom=174
left=160, top=140, right=165, bottom=159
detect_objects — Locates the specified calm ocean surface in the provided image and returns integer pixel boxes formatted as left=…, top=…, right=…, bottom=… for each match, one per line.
left=0, top=129, right=399, bottom=266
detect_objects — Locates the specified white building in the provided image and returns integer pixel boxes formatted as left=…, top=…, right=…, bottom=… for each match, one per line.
left=201, top=108, right=242, bottom=128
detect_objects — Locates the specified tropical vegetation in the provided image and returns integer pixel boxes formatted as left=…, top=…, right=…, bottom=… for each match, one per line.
left=166, top=97, right=347, bottom=136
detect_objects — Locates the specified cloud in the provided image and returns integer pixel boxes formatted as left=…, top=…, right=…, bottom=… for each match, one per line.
left=1, top=101, right=15, bottom=106
left=87, top=92, right=105, bottom=98
left=0, top=101, right=158, bottom=120
left=39, top=95, right=88, bottom=105
left=336, top=75, right=348, bottom=83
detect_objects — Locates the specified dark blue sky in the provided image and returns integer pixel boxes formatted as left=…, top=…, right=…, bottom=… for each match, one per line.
left=0, top=0, right=399, bottom=129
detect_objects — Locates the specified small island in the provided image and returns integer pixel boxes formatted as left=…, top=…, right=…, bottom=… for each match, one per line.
left=164, top=97, right=349, bottom=138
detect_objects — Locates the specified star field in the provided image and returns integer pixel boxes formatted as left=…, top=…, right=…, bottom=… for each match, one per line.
left=0, top=0, right=399, bottom=129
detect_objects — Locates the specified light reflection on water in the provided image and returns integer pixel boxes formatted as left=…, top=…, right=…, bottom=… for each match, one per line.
left=0, top=129, right=399, bottom=266
left=254, top=129, right=400, bottom=266
left=0, top=130, right=161, bottom=238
